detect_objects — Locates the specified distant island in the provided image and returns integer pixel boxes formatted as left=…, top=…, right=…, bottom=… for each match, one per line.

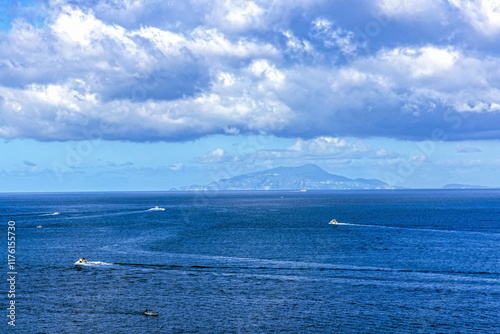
left=174, top=164, right=401, bottom=191
left=442, top=184, right=493, bottom=189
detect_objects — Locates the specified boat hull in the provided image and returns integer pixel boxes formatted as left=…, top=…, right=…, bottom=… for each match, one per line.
left=143, top=311, right=158, bottom=316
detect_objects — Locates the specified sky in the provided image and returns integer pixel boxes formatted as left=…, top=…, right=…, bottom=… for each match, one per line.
left=0, top=0, right=499, bottom=192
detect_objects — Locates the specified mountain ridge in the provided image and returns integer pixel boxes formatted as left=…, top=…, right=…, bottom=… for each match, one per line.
left=174, top=164, right=400, bottom=191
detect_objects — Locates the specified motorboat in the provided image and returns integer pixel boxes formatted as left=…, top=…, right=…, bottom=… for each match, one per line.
left=74, top=258, right=112, bottom=266
left=74, top=258, right=88, bottom=265
left=328, top=219, right=339, bottom=225
left=36, top=225, right=43, bottom=228
left=148, top=206, right=165, bottom=211
left=143, top=310, right=158, bottom=316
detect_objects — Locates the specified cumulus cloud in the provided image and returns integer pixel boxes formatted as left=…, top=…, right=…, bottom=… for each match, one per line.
left=378, top=0, right=500, bottom=36
left=275, top=45, right=500, bottom=140
left=204, top=0, right=265, bottom=32
left=193, top=137, right=399, bottom=172
left=288, top=137, right=399, bottom=160
left=0, top=0, right=499, bottom=142
left=314, top=18, right=361, bottom=54
left=290, top=137, right=368, bottom=158
left=448, top=0, right=500, bottom=36
left=195, top=148, right=233, bottom=164
left=377, top=0, right=445, bottom=18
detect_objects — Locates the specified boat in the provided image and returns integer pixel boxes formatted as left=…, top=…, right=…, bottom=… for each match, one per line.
left=143, top=309, right=158, bottom=316
left=36, top=225, right=43, bottom=228
left=148, top=206, right=165, bottom=211
left=74, top=258, right=112, bottom=266
left=74, top=258, right=88, bottom=265
left=328, top=219, right=339, bottom=225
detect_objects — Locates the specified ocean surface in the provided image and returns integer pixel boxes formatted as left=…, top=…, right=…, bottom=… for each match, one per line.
left=1, top=190, right=499, bottom=333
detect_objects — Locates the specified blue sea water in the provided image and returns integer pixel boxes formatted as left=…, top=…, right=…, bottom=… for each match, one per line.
left=1, top=190, right=499, bottom=333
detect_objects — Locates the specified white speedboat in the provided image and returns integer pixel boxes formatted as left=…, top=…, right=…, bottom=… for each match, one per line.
left=143, top=310, right=158, bottom=316
left=148, top=206, right=165, bottom=211
left=328, top=219, right=339, bottom=225
left=74, top=258, right=112, bottom=266
left=74, top=258, right=88, bottom=265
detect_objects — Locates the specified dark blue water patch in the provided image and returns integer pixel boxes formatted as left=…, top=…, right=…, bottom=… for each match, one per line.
left=1, top=190, right=499, bottom=333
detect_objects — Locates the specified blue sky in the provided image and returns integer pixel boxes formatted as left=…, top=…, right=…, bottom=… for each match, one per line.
left=1, top=0, right=499, bottom=191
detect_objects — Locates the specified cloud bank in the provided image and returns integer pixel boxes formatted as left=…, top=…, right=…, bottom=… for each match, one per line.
left=0, top=0, right=499, bottom=142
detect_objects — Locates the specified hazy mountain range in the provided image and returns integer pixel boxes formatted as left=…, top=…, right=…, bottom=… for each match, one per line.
left=174, top=164, right=402, bottom=191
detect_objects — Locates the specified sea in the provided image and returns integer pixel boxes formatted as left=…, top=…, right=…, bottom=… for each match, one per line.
left=1, top=190, right=499, bottom=333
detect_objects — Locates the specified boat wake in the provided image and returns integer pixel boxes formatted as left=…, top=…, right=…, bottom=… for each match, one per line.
left=329, top=221, right=499, bottom=236
left=109, top=261, right=500, bottom=283
left=39, top=212, right=61, bottom=216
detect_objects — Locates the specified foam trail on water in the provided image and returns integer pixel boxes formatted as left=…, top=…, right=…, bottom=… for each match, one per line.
left=333, top=221, right=499, bottom=235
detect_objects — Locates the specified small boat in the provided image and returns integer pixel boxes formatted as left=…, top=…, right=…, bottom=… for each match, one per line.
left=143, top=309, right=158, bottom=316
left=74, top=258, right=112, bottom=266
left=148, top=206, right=165, bottom=211
left=328, top=219, right=339, bottom=225
left=75, top=258, right=88, bottom=265
left=52, top=212, right=61, bottom=215
left=36, top=225, right=43, bottom=228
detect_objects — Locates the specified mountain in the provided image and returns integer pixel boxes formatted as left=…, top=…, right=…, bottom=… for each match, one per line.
left=175, top=164, right=400, bottom=191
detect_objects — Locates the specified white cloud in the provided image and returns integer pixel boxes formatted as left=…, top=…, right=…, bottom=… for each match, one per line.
left=189, top=137, right=401, bottom=174
left=0, top=80, right=98, bottom=139
left=217, top=72, right=236, bottom=87
left=328, top=45, right=499, bottom=114
left=0, top=75, right=294, bottom=140
left=248, top=59, right=285, bottom=86
left=290, top=137, right=369, bottom=156
left=289, top=137, right=399, bottom=159
left=448, top=0, right=500, bottom=35
left=202, top=0, right=323, bottom=32
left=383, top=47, right=459, bottom=78
left=195, top=148, right=233, bottom=163
left=311, top=18, right=359, bottom=57
left=377, top=0, right=443, bottom=17
left=0, top=3, right=290, bottom=140
left=135, top=26, right=278, bottom=60
left=205, top=0, right=265, bottom=32
left=378, top=0, right=500, bottom=35
left=282, top=30, right=315, bottom=55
